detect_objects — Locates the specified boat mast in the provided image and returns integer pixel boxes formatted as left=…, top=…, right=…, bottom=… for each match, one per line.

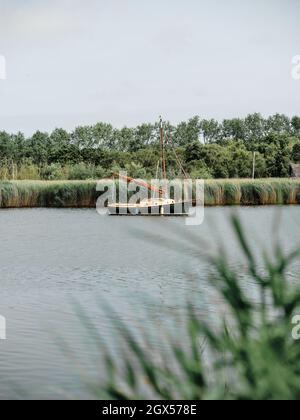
left=159, top=116, right=167, bottom=181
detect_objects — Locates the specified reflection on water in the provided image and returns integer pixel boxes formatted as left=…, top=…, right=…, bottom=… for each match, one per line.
left=0, top=207, right=299, bottom=399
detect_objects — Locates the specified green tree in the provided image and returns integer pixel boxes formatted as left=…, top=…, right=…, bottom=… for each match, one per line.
left=200, top=119, right=221, bottom=143
left=117, top=127, right=136, bottom=152
left=0, top=131, right=14, bottom=162
left=28, top=131, right=50, bottom=165
left=200, top=144, right=231, bottom=178
left=10, top=132, right=26, bottom=163
left=49, top=128, right=71, bottom=163
left=72, top=126, right=94, bottom=149
left=262, top=135, right=291, bottom=177
left=227, top=141, right=253, bottom=178
left=222, top=118, right=246, bottom=141
left=291, top=116, right=300, bottom=136
left=185, top=141, right=205, bottom=163
left=244, top=113, right=266, bottom=146
left=189, top=161, right=212, bottom=179
left=266, top=114, right=291, bottom=135
left=292, top=143, right=300, bottom=163
left=92, top=123, right=114, bottom=149
left=134, top=124, right=155, bottom=148
left=173, top=116, right=200, bottom=146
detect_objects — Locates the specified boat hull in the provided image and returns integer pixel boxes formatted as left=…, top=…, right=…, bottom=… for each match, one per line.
left=108, top=202, right=191, bottom=216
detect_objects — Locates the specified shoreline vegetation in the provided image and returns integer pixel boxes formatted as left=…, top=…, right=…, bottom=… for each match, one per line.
left=0, top=179, right=299, bottom=208
left=0, top=114, right=300, bottom=182
left=1, top=114, right=300, bottom=210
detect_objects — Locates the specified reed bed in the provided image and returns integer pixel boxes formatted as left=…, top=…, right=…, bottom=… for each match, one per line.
left=0, top=180, right=98, bottom=208
left=203, top=179, right=300, bottom=206
left=0, top=179, right=299, bottom=208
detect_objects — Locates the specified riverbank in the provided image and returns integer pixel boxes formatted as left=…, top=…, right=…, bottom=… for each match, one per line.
left=0, top=179, right=299, bottom=208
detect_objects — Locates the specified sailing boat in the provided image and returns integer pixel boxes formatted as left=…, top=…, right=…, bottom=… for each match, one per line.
left=107, top=117, right=190, bottom=216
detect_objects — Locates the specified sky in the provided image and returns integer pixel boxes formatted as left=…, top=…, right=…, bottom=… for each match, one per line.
left=0, top=0, right=299, bottom=135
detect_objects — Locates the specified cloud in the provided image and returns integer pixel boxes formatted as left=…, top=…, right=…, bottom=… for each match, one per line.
left=0, top=0, right=84, bottom=43
left=0, top=0, right=299, bottom=135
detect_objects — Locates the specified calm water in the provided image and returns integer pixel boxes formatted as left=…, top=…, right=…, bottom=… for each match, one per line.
left=0, top=207, right=299, bottom=399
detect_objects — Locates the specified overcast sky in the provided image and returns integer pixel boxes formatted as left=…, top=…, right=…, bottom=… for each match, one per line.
left=0, top=0, right=299, bottom=135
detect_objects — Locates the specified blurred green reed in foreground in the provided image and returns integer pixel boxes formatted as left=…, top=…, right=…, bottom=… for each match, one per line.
left=76, top=215, right=300, bottom=400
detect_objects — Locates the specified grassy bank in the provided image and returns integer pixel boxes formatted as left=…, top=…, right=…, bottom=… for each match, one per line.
left=0, top=180, right=98, bottom=208
left=204, top=179, right=300, bottom=206
left=0, top=179, right=300, bottom=208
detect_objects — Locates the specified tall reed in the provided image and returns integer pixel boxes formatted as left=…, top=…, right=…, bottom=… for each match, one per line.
left=0, top=179, right=299, bottom=208
left=0, top=181, right=98, bottom=208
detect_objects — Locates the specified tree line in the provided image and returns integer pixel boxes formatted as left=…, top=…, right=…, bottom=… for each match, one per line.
left=0, top=113, right=300, bottom=180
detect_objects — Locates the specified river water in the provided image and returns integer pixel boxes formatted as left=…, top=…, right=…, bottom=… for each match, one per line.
left=0, top=206, right=299, bottom=399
